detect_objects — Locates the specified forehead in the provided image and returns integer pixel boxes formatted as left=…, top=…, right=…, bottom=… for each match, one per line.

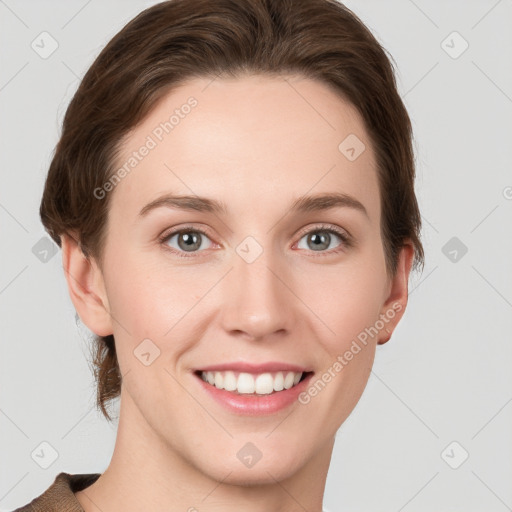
left=110, top=74, right=379, bottom=223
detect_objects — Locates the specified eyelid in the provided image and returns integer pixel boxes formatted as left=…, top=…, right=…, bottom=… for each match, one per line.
left=158, top=223, right=219, bottom=258
left=158, top=223, right=216, bottom=243
left=294, top=222, right=351, bottom=243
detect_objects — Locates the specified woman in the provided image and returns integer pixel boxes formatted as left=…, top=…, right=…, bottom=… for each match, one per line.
left=16, top=0, right=424, bottom=509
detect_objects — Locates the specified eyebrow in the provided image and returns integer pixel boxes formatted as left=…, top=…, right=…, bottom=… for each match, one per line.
left=138, top=192, right=368, bottom=218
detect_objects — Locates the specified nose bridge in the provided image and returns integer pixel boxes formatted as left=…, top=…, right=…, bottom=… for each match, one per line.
left=220, top=236, right=294, bottom=339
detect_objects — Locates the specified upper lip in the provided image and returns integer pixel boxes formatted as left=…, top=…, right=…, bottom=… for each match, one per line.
left=195, top=362, right=313, bottom=373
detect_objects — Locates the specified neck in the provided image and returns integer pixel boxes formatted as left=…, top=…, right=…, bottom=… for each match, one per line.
left=76, top=389, right=334, bottom=512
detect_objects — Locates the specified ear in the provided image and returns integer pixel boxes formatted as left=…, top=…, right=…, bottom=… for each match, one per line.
left=61, top=233, right=113, bottom=337
left=377, top=242, right=415, bottom=345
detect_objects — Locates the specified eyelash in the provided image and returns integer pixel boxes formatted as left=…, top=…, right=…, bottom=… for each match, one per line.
left=158, top=223, right=352, bottom=259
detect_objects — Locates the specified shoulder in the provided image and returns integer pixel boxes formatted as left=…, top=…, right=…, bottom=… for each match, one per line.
left=12, top=472, right=101, bottom=511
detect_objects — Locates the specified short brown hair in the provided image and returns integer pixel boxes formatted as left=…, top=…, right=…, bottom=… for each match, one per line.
left=40, top=0, right=424, bottom=421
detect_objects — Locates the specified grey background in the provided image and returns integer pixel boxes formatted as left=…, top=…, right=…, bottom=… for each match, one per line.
left=1, top=0, right=511, bottom=510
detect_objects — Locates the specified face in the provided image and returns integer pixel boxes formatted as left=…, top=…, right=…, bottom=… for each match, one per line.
left=75, top=74, right=411, bottom=485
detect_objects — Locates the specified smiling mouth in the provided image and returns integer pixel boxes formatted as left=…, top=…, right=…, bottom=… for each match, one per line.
left=194, top=370, right=313, bottom=396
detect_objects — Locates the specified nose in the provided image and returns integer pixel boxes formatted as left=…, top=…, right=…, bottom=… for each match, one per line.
left=219, top=244, right=297, bottom=342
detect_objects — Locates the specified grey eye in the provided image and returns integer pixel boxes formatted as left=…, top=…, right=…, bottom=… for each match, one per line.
left=297, top=230, right=342, bottom=252
left=165, top=230, right=212, bottom=252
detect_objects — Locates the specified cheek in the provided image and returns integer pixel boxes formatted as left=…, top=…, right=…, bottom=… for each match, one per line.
left=296, top=265, right=382, bottom=431
left=294, top=258, right=386, bottom=352
left=103, top=245, right=173, bottom=323
left=106, top=267, right=170, bottom=334
left=102, top=248, right=217, bottom=353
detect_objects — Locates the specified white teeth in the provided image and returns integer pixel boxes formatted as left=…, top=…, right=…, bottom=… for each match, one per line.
left=284, top=371, right=295, bottom=389
left=237, top=372, right=255, bottom=394
left=214, top=372, right=223, bottom=389
left=200, top=370, right=305, bottom=394
left=255, top=373, right=274, bottom=395
left=223, top=371, right=237, bottom=391
left=273, top=372, right=284, bottom=391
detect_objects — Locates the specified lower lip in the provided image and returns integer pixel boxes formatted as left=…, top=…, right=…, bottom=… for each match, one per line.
left=194, top=372, right=314, bottom=416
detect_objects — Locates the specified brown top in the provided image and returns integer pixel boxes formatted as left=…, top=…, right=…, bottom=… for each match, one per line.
left=13, top=472, right=101, bottom=512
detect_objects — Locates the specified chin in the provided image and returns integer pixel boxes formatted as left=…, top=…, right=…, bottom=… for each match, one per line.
left=215, top=463, right=302, bottom=487
left=195, top=446, right=307, bottom=486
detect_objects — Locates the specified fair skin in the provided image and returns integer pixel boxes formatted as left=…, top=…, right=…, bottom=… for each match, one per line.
left=64, top=74, right=414, bottom=512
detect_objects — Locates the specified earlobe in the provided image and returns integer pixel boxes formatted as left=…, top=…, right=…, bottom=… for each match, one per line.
left=377, top=243, right=415, bottom=345
left=61, top=233, right=113, bottom=337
